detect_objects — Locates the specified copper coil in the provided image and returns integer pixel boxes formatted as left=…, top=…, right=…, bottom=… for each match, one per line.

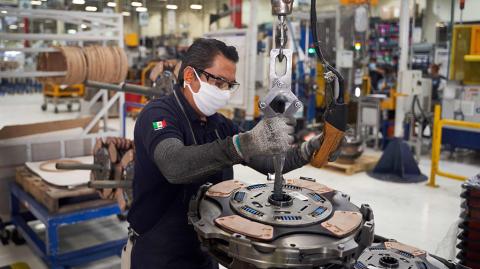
left=37, top=46, right=87, bottom=85
left=83, top=45, right=128, bottom=84
left=37, top=45, right=129, bottom=85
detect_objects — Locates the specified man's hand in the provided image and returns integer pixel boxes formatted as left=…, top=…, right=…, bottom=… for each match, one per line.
left=149, top=59, right=180, bottom=82
left=300, top=133, right=344, bottom=163
left=233, top=117, right=294, bottom=161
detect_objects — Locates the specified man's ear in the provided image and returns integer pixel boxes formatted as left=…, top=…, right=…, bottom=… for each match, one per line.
left=183, top=67, right=195, bottom=84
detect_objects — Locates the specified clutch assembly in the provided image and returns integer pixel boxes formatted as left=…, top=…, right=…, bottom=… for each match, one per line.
left=188, top=178, right=375, bottom=268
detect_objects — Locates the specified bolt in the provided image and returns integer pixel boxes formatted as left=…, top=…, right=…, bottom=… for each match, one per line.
left=295, top=101, right=302, bottom=108
left=259, top=101, right=267, bottom=109
left=338, top=244, right=344, bottom=250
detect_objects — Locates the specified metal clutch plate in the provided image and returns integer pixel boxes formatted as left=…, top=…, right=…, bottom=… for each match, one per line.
left=188, top=178, right=375, bottom=268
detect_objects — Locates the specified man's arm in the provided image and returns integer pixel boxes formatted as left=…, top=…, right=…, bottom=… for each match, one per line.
left=154, top=137, right=242, bottom=184
left=154, top=117, right=294, bottom=184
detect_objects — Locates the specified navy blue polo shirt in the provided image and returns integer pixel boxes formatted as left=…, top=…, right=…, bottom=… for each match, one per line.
left=127, top=86, right=240, bottom=235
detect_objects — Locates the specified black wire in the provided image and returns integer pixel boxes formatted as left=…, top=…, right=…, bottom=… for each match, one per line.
left=310, top=0, right=345, bottom=104
left=411, top=94, right=433, bottom=138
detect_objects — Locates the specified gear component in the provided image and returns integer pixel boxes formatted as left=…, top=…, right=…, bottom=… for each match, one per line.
left=188, top=178, right=375, bottom=269
left=356, top=241, right=467, bottom=269
left=457, top=174, right=480, bottom=269
left=55, top=137, right=134, bottom=211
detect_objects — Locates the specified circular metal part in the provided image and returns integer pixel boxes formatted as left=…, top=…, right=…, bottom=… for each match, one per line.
left=267, top=193, right=293, bottom=207
left=189, top=179, right=375, bottom=269
left=259, top=102, right=267, bottom=110
left=338, top=129, right=363, bottom=164
left=355, top=241, right=453, bottom=269
left=294, top=100, right=303, bottom=109
left=230, top=183, right=333, bottom=227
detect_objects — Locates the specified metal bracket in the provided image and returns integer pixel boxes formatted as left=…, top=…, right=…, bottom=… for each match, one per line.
left=260, top=49, right=302, bottom=119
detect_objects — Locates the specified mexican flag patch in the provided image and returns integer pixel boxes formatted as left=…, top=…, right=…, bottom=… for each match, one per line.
left=152, top=120, right=167, bottom=131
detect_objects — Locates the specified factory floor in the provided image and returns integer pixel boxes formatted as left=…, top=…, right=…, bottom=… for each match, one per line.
left=0, top=93, right=478, bottom=268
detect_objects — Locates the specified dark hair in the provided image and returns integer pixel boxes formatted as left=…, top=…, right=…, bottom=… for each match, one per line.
left=431, top=63, right=441, bottom=72
left=178, top=38, right=239, bottom=84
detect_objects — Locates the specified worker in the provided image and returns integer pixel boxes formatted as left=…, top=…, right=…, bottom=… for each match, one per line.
left=368, top=57, right=385, bottom=93
left=121, top=38, right=340, bottom=269
left=429, top=63, right=446, bottom=109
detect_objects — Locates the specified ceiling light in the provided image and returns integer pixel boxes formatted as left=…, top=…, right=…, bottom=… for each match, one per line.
left=122, top=11, right=131, bottom=16
left=72, top=0, right=85, bottom=4
left=107, top=2, right=116, bottom=7
left=67, top=29, right=77, bottom=34
left=85, top=6, right=97, bottom=11
left=1, top=10, right=7, bottom=14
left=166, top=4, right=177, bottom=10
left=9, top=25, right=18, bottom=30
left=190, top=4, right=202, bottom=10
left=80, top=23, right=87, bottom=29
left=31, top=0, right=42, bottom=5
left=131, top=1, right=142, bottom=7
left=136, top=6, right=147, bottom=12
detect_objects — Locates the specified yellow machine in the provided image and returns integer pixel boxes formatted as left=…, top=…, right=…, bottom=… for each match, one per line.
left=41, top=83, right=85, bottom=113
left=449, top=24, right=480, bottom=84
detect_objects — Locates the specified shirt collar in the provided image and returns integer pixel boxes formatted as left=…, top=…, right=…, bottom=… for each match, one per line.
left=173, top=85, right=221, bottom=125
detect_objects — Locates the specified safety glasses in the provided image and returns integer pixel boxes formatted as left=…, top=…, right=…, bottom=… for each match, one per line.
left=195, top=68, right=240, bottom=92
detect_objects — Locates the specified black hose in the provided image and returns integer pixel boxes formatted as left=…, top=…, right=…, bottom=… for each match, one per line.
left=411, top=94, right=433, bottom=138
left=412, top=94, right=432, bottom=125
left=310, top=0, right=345, bottom=104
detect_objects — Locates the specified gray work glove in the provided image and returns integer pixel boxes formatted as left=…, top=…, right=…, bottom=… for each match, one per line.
left=233, top=117, right=295, bottom=161
left=299, top=133, right=344, bottom=162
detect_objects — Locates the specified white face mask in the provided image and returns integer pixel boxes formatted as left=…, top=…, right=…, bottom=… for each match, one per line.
left=184, top=69, right=231, bottom=116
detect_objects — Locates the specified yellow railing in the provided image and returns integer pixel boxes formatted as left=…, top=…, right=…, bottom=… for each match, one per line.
left=428, top=104, right=480, bottom=187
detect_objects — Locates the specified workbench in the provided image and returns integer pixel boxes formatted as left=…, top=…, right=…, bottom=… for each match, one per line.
left=10, top=167, right=126, bottom=269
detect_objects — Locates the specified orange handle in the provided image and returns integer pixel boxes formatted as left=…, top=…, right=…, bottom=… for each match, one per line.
left=310, top=122, right=344, bottom=168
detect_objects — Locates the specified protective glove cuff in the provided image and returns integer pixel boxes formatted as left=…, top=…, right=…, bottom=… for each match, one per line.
left=232, top=134, right=244, bottom=159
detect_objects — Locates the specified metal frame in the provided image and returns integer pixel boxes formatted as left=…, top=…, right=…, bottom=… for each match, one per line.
left=357, top=96, right=382, bottom=150
left=0, top=8, right=123, bottom=78
left=428, top=105, right=480, bottom=187
left=10, top=182, right=126, bottom=269
left=0, top=7, right=125, bottom=160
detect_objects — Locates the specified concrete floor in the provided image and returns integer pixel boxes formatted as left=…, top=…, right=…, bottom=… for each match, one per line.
left=0, top=93, right=478, bottom=268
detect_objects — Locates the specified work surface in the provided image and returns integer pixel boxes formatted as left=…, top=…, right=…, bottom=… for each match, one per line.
left=25, top=156, right=93, bottom=187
